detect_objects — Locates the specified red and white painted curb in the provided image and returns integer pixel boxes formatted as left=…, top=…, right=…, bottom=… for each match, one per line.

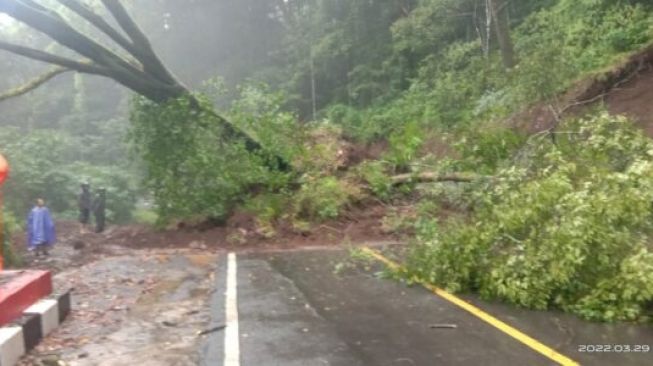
left=0, top=271, right=53, bottom=327
left=0, top=291, right=71, bottom=366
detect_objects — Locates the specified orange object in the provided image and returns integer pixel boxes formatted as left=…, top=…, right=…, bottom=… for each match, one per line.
left=0, top=153, right=8, bottom=185
left=0, top=154, right=7, bottom=270
left=0, top=189, right=4, bottom=271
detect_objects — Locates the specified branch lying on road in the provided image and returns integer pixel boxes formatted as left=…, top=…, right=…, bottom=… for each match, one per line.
left=197, top=324, right=226, bottom=336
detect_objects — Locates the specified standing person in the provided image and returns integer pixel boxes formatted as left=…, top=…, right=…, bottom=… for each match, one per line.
left=27, top=198, right=56, bottom=256
left=78, top=182, right=91, bottom=233
left=92, top=188, right=106, bottom=233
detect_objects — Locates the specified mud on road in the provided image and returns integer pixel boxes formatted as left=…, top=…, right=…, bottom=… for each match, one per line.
left=11, top=213, right=398, bottom=365
left=19, top=250, right=217, bottom=366
left=14, top=243, right=653, bottom=366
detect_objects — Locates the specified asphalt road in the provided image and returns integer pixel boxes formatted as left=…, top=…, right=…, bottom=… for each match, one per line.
left=201, top=248, right=653, bottom=366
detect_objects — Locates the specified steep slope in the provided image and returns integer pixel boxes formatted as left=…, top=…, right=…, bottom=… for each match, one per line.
left=513, top=44, right=653, bottom=137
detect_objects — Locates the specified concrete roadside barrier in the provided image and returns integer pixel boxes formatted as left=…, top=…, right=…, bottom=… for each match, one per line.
left=0, top=289, right=72, bottom=366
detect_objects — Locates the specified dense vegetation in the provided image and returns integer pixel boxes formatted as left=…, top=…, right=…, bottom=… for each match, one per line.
left=409, top=113, right=653, bottom=321
left=1, top=0, right=653, bottom=320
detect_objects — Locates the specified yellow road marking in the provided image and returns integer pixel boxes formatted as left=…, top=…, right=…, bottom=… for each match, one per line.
left=361, top=247, right=580, bottom=366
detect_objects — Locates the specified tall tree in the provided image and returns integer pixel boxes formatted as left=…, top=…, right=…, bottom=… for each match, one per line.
left=488, top=0, right=516, bottom=69
left=0, top=0, right=268, bottom=154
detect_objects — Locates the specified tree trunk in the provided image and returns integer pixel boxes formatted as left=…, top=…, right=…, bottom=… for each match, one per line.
left=489, top=0, right=516, bottom=69
left=0, top=0, right=276, bottom=161
left=390, top=172, right=487, bottom=186
left=310, top=49, right=317, bottom=121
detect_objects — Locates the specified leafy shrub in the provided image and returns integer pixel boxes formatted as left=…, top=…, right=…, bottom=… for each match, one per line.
left=414, top=42, right=492, bottom=127
left=0, top=128, right=76, bottom=214
left=417, top=181, right=476, bottom=213
left=510, top=0, right=653, bottom=101
left=294, top=123, right=349, bottom=174
left=326, top=104, right=365, bottom=138
left=2, top=210, right=23, bottom=268
left=129, top=94, right=282, bottom=223
left=244, top=192, right=291, bottom=236
left=132, top=208, right=159, bottom=226
left=244, top=193, right=289, bottom=223
left=67, top=162, right=139, bottom=224
left=356, top=161, right=394, bottom=200
left=0, top=129, right=138, bottom=223
left=386, top=121, right=424, bottom=171
left=360, top=0, right=653, bottom=140
left=407, top=113, right=653, bottom=322
left=229, top=84, right=305, bottom=169
left=295, top=176, right=361, bottom=220
left=454, top=125, right=525, bottom=173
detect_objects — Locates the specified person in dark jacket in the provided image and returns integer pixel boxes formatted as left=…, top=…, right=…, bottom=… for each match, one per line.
left=78, top=182, right=91, bottom=233
left=92, top=188, right=106, bottom=233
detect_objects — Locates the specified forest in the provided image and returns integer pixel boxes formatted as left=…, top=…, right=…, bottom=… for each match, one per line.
left=1, top=0, right=653, bottom=323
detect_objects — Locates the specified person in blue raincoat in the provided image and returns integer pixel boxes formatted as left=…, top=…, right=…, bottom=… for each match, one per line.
left=27, top=198, right=56, bottom=256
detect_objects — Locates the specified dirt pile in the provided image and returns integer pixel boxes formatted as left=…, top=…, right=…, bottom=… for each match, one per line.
left=513, top=44, right=653, bottom=136
left=10, top=200, right=398, bottom=265
left=108, top=201, right=396, bottom=251
left=605, top=62, right=653, bottom=136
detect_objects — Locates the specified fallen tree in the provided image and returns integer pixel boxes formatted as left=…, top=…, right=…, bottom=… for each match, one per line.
left=0, top=0, right=268, bottom=154
left=406, top=113, right=653, bottom=323
left=390, top=172, right=486, bottom=186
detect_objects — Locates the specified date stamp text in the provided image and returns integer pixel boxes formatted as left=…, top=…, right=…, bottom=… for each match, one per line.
left=578, top=344, right=650, bottom=353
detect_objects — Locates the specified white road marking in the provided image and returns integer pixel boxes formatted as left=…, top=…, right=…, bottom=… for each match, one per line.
left=224, top=252, right=240, bottom=366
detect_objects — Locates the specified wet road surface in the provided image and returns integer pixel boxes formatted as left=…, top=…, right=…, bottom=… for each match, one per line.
left=202, top=248, right=653, bottom=366
left=21, top=250, right=216, bottom=366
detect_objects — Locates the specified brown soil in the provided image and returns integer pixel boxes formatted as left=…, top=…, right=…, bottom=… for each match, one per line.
left=11, top=221, right=121, bottom=274
left=20, top=45, right=653, bottom=271
left=112, top=201, right=396, bottom=251
left=11, top=200, right=399, bottom=271
left=512, top=43, right=653, bottom=136
left=605, top=63, right=653, bottom=136
left=345, top=140, right=389, bottom=166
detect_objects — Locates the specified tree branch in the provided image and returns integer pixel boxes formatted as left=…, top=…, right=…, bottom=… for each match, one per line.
left=59, top=0, right=138, bottom=58
left=19, top=0, right=64, bottom=20
left=0, top=0, right=187, bottom=102
left=0, top=40, right=105, bottom=74
left=100, top=0, right=178, bottom=85
left=0, top=67, right=71, bottom=102
left=0, top=0, right=286, bottom=165
left=0, top=0, right=144, bottom=79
